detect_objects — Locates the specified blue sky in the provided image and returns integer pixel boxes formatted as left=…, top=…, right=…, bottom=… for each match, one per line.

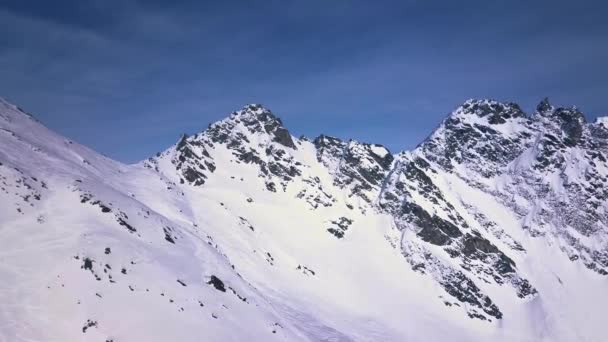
left=1, top=0, right=607, bottom=162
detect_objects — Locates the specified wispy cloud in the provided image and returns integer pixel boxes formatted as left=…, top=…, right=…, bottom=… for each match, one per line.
left=0, top=1, right=606, bottom=162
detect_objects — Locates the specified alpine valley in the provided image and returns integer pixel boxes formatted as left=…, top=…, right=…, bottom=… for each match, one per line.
left=1, top=97, right=607, bottom=342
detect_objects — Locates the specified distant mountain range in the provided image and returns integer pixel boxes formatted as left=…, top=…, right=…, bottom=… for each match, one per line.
left=1, top=97, right=607, bottom=341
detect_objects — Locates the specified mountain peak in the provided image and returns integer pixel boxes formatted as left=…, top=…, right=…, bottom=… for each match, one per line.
left=536, top=97, right=553, bottom=114
left=156, top=104, right=299, bottom=187
left=222, top=104, right=296, bottom=149
left=230, top=103, right=283, bottom=127
left=419, top=99, right=534, bottom=177
left=454, top=99, right=526, bottom=124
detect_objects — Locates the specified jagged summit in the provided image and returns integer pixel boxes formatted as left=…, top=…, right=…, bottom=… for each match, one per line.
left=534, top=98, right=587, bottom=135
left=415, top=97, right=605, bottom=177
left=221, top=103, right=296, bottom=149
left=452, top=98, right=527, bottom=124
left=417, top=99, right=534, bottom=177
left=229, top=103, right=277, bottom=121
left=536, top=97, right=553, bottom=114
left=531, top=100, right=589, bottom=147
left=146, top=103, right=303, bottom=190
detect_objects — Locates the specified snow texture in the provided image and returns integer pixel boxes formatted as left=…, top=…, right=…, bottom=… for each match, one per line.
left=1, top=97, right=607, bottom=342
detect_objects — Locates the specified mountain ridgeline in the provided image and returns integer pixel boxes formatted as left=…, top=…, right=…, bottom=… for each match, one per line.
left=1, top=98, right=607, bottom=341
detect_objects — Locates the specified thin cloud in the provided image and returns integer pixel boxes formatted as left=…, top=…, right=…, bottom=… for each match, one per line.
left=0, top=1, right=606, bottom=162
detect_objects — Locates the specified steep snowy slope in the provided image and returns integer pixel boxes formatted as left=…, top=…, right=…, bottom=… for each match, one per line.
left=379, top=99, right=608, bottom=340
left=1, top=98, right=607, bottom=342
left=0, top=99, right=314, bottom=341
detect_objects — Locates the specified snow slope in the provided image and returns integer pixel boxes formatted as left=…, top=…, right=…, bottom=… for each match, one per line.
left=0, top=98, right=607, bottom=341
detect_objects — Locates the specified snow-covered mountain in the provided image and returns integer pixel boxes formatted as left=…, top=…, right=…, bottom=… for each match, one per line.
left=1, top=98, right=607, bottom=342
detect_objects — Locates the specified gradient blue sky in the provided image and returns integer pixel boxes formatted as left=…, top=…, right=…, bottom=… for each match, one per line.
left=1, top=0, right=607, bottom=162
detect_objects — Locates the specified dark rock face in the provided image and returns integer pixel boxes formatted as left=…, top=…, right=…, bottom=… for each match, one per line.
left=117, top=217, right=136, bottom=233
left=555, top=108, right=585, bottom=146
left=83, top=258, right=93, bottom=271
left=401, top=202, right=462, bottom=245
left=326, top=217, right=353, bottom=239
left=169, top=134, right=216, bottom=187
left=440, top=270, right=502, bottom=320
left=461, top=233, right=504, bottom=257
left=461, top=99, right=526, bottom=124
left=272, top=127, right=296, bottom=149
left=230, top=104, right=296, bottom=150
left=163, top=226, right=177, bottom=244
left=314, top=135, right=393, bottom=202
left=207, top=275, right=226, bottom=292
left=420, top=99, right=535, bottom=177
left=536, top=101, right=587, bottom=147
left=459, top=232, right=521, bottom=281
left=536, top=97, right=553, bottom=114
left=590, top=120, right=608, bottom=147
